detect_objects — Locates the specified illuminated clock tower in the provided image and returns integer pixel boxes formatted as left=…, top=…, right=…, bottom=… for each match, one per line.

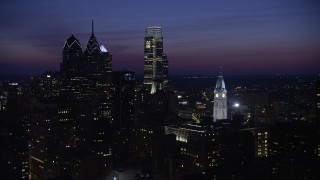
left=213, top=67, right=227, bottom=122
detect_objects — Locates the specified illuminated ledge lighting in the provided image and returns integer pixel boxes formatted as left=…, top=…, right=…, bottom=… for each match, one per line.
left=31, top=156, right=44, bottom=164
left=179, top=128, right=205, bottom=133
left=147, top=26, right=161, bottom=29
left=8, top=82, right=18, bottom=86
left=100, top=45, right=108, bottom=52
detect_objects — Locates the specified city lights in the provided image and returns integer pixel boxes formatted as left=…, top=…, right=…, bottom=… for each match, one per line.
left=1, top=2, right=319, bottom=178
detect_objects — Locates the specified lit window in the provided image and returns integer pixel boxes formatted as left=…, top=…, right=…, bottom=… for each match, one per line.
left=146, top=41, right=151, bottom=48
left=222, top=94, right=225, bottom=98
left=215, top=94, right=219, bottom=98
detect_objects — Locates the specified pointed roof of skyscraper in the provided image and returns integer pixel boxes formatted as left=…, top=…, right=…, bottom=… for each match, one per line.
left=85, top=20, right=101, bottom=55
left=63, top=34, right=82, bottom=50
left=215, top=66, right=226, bottom=92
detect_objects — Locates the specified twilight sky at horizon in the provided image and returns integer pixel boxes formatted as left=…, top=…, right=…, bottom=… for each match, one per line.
left=0, top=0, right=319, bottom=75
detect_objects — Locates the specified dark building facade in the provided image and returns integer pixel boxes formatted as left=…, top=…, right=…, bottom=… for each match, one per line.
left=112, top=71, right=136, bottom=128
left=317, top=75, right=320, bottom=122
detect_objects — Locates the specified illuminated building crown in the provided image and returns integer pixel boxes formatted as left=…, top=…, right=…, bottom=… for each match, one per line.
left=63, top=34, right=82, bottom=50
left=84, top=20, right=101, bottom=55
left=214, top=67, right=226, bottom=92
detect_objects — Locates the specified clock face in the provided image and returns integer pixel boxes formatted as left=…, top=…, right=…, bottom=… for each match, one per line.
left=222, top=94, right=226, bottom=98
left=215, top=94, right=219, bottom=98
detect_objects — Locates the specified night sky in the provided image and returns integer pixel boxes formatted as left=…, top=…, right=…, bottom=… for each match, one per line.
left=0, top=0, right=319, bottom=75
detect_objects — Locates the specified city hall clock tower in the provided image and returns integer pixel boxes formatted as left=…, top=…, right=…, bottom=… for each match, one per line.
left=213, top=67, right=227, bottom=122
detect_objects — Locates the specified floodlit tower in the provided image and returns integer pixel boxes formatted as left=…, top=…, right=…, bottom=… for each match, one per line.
left=213, top=67, right=227, bottom=122
left=143, top=26, right=168, bottom=94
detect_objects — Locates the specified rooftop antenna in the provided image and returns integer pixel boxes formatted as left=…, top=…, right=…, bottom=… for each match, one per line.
left=220, top=66, right=223, bottom=76
left=91, top=20, right=94, bottom=36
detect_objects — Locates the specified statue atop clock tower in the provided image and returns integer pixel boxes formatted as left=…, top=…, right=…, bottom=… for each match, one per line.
left=213, top=67, right=227, bottom=122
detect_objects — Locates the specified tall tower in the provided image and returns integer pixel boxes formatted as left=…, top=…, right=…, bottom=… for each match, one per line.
left=60, top=34, right=91, bottom=101
left=213, top=67, right=227, bottom=122
left=60, top=34, right=84, bottom=76
left=143, top=26, right=168, bottom=94
left=84, top=20, right=112, bottom=77
left=83, top=20, right=113, bottom=122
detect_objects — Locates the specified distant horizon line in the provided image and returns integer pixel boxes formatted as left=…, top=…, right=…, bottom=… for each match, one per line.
left=0, top=72, right=319, bottom=78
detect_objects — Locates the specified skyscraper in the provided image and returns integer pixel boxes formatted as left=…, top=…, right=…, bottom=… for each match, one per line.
left=143, top=26, right=168, bottom=94
left=29, top=22, right=114, bottom=179
left=60, top=34, right=84, bottom=75
left=83, top=20, right=113, bottom=124
left=60, top=34, right=91, bottom=101
left=112, top=71, right=136, bottom=127
left=84, top=20, right=112, bottom=78
left=213, top=67, right=227, bottom=122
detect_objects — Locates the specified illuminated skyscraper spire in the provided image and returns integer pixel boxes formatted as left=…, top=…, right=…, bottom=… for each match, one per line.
left=85, top=20, right=100, bottom=55
left=84, top=21, right=112, bottom=75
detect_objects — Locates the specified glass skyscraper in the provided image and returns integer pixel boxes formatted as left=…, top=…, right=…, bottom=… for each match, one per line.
left=143, top=26, right=168, bottom=94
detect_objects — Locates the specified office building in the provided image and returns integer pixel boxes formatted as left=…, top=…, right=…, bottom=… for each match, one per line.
left=143, top=26, right=168, bottom=94
left=29, top=22, right=114, bottom=179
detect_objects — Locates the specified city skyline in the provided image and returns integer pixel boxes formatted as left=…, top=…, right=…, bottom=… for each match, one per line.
left=0, top=4, right=319, bottom=176
left=0, top=0, right=319, bottom=75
